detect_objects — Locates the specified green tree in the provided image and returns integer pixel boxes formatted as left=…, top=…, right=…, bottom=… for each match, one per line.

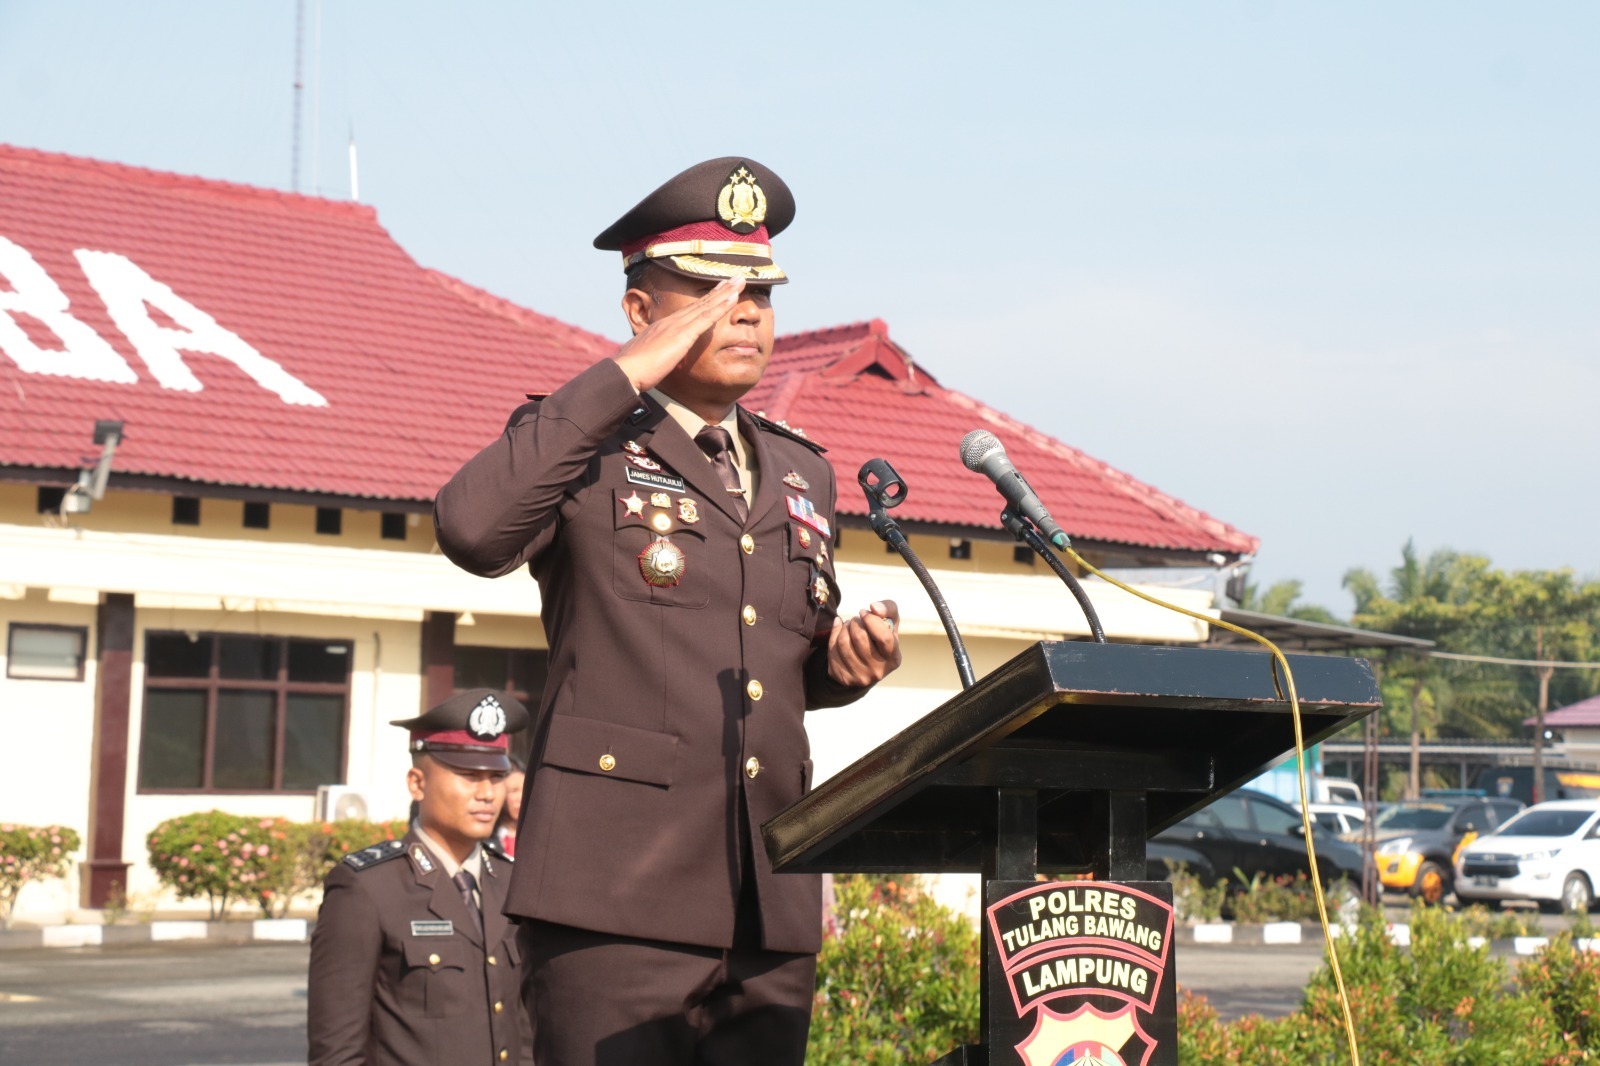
left=1239, top=579, right=1340, bottom=624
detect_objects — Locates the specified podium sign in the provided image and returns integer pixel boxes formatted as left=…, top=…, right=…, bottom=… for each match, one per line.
left=986, top=881, right=1177, bottom=1066
left=765, top=640, right=1380, bottom=1064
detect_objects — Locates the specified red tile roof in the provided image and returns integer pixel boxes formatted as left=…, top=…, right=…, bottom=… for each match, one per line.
left=0, top=144, right=612, bottom=502
left=1526, top=695, right=1600, bottom=729
left=751, top=320, right=1258, bottom=555
left=0, top=145, right=1255, bottom=556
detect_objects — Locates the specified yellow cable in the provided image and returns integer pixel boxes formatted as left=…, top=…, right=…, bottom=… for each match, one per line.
left=1062, top=546, right=1362, bottom=1066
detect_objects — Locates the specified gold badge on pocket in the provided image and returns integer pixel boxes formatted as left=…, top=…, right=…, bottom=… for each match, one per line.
left=639, top=538, right=686, bottom=587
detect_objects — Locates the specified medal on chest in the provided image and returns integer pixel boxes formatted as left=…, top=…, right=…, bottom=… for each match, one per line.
left=639, top=537, right=686, bottom=587
left=810, top=568, right=830, bottom=606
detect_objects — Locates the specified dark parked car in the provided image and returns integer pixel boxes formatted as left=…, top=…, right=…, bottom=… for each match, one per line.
left=1372, top=795, right=1524, bottom=904
left=1148, top=788, right=1363, bottom=887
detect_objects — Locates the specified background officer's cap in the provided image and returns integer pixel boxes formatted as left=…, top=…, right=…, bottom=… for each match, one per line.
left=389, top=689, right=529, bottom=772
left=594, top=156, right=795, bottom=285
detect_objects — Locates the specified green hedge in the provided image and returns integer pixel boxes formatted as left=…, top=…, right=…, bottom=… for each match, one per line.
left=146, top=813, right=406, bottom=918
left=0, top=823, right=81, bottom=928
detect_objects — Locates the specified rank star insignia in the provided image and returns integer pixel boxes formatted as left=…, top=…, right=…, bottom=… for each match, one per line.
left=677, top=498, right=700, bottom=524
left=639, top=538, right=685, bottom=587
left=782, top=470, right=810, bottom=491
left=716, top=165, right=768, bottom=234
left=810, top=569, right=830, bottom=605
left=650, top=492, right=672, bottom=509
left=626, top=454, right=664, bottom=472
left=620, top=492, right=646, bottom=517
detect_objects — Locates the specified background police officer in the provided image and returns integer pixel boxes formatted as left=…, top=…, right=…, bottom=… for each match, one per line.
left=307, top=689, right=533, bottom=1066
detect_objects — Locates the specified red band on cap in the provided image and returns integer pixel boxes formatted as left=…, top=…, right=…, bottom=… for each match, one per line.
left=621, top=222, right=771, bottom=260
left=412, top=729, right=508, bottom=751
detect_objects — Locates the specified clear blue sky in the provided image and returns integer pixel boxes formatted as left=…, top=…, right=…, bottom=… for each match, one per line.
left=3, top=1, right=1596, bottom=616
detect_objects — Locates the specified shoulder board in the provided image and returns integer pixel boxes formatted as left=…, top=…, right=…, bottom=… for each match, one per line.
left=483, top=838, right=510, bottom=864
left=341, top=839, right=407, bottom=871
left=749, top=411, right=826, bottom=454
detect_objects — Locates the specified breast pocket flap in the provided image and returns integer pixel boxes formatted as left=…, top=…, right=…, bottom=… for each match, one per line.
left=542, top=713, right=679, bottom=788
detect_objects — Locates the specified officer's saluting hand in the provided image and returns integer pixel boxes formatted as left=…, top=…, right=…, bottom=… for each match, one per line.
left=307, top=690, right=532, bottom=1066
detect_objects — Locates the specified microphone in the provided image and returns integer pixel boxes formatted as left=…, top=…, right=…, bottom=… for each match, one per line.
left=959, top=430, right=1070, bottom=550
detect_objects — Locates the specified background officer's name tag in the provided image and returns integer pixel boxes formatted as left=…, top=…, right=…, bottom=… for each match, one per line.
left=411, top=920, right=453, bottom=937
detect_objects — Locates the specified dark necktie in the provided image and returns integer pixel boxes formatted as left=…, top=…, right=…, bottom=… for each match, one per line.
left=453, top=869, right=482, bottom=933
left=695, top=425, right=748, bottom=522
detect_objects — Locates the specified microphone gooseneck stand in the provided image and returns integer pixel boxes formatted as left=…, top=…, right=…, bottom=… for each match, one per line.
left=1000, top=508, right=1107, bottom=644
left=858, top=459, right=976, bottom=690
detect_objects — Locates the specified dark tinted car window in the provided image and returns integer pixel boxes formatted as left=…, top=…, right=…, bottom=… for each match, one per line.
left=1250, top=799, right=1302, bottom=836
left=1182, top=807, right=1223, bottom=830
left=1489, top=801, right=1523, bottom=825
left=1375, top=804, right=1453, bottom=831
left=1498, top=809, right=1596, bottom=838
left=1210, top=797, right=1252, bottom=831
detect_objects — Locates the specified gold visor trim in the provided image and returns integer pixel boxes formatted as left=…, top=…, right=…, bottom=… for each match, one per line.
left=665, top=255, right=787, bottom=281
left=624, top=240, right=773, bottom=266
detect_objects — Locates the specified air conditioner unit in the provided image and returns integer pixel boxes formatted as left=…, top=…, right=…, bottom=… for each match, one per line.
left=317, top=784, right=371, bottom=822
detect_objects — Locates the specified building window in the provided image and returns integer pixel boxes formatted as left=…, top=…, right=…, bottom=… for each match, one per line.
left=137, top=632, right=351, bottom=793
left=172, top=496, right=201, bottom=525
left=243, top=501, right=270, bottom=529
left=36, top=486, right=66, bottom=514
left=380, top=512, right=407, bottom=540
left=7, top=624, right=88, bottom=681
left=949, top=539, right=972, bottom=560
left=1013, top=545, right=1035, bottom=565
left=315, top=507, right=342, bottom=535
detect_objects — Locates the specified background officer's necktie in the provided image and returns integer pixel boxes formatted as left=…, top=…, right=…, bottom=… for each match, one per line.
left=694, top=426, right=748, bottom=523
left=453, top=870, right=482, bottom=933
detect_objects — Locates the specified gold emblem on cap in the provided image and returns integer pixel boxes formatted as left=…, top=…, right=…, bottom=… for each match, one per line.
left=677, top=498, right=700, bottom=524
left=717, top=166, right=768, bottom=234
left=639, top=538, right=685, bottom=587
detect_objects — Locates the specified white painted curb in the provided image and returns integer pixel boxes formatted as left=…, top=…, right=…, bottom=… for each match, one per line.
left=1192, top=923, right=1232, bottom=944
left=252, top=918, right=307, bottom=941
left=41, top=925, right=102, bottom=948
left=1514, top=937, right=1550, bottom=956
left=150, top=920, right=208, bottom=941
left=1261, top=922, right=1302, bottom=945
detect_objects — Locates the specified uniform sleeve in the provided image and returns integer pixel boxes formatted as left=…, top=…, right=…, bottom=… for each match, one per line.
left=804, top=457, right=874, bottom=710
left=434, top=357, right=642, bottom=577
left=307, top=864, right=381, bottom=1066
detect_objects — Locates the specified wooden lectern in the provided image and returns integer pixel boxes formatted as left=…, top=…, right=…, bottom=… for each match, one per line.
left=764, top=641, right=1381, bottom=1066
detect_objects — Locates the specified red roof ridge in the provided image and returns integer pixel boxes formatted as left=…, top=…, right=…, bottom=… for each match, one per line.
left=0, top=141, right=379, bottom=223
left=773, top=318, right=887, bottom=351
left=423, top=269, right=619, bottom=352
left=942, top=390, right=1261, bottom=554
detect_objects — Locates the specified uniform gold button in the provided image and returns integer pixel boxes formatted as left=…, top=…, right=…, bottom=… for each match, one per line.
left=500, top=1051, right=509, bottom=1062
left=651, top=512, right=672, bottom=533
left=428, top=953, right=440, bottom=966
left=740, top=534, right=754, bottom=554
left=742, top=605, right=757, bottom=626
left=599, top=753, right=616, bottom=772
left=487, top=954, right=498, bottom=966
left=746, top=679, right=763, bottom=700
left=745, top=756, right=761, bottom=779
left=494, top=1001, right=504, bottom=1013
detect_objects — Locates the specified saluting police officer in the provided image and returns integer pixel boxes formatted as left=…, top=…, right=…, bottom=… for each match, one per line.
left=434, top=158, right=902, bottom=1064
left=307, top=689, right=533, bottom=1066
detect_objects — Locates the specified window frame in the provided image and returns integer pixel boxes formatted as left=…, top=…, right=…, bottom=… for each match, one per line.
left=137, top=630, right=352, bottom=795
left=6, top=623, right=89, bottom=682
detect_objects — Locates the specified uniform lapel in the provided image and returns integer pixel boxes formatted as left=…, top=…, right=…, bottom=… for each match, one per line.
left=634, top=398, right=747, bottom=526
left=408, top=834, right=486, bottom=949
left=479, top=850, right=510, bottom=951
left=739, top=407, right=786, bottom=529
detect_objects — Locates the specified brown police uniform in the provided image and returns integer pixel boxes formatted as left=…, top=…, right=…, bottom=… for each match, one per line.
left=433, top=157, right=871, bottom=1064
left=307, top=690, right=533, bottom=1066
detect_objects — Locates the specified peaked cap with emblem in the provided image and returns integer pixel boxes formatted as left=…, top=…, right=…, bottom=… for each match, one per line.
left=594, top=156, right=795, bottom=285
left=389, top=688, right=529, bottom=771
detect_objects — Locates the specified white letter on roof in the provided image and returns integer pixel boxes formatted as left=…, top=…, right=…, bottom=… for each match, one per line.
left=0, top=235, right=138, bottom=384
left=74, top=249, right=328, bottom=407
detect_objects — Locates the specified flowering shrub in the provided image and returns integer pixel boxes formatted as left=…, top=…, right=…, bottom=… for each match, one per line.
left=808, top=875, right=980, bottom=1065
left=147, top=813, right=407, bottom=918
left=0, top=823, right=82, bottom=928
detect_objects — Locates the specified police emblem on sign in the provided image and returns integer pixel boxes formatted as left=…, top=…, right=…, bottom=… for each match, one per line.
left=468, top=694, right=507, bottom=739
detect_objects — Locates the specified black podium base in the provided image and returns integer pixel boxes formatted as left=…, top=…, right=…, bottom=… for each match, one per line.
left=931, top=1045, right=987, bottom=1066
